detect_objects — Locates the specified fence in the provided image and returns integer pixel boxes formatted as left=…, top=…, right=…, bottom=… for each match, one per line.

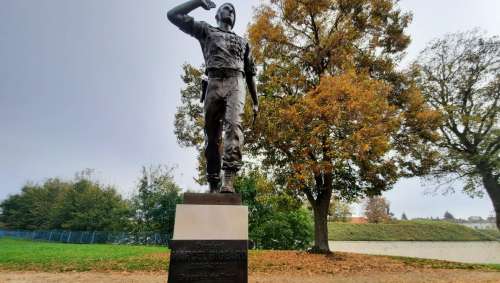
left=0, top=229, right=171, bottom=246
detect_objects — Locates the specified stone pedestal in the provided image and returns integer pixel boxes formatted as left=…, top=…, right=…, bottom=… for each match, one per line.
left=168, top=193, right=248, bottom=283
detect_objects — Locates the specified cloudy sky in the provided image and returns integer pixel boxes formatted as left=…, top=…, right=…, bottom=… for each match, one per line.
left=1, top=0, right=499, bottom=219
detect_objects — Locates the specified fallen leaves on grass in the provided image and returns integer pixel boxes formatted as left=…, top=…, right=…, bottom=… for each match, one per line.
left=249, top=251, right=417, bottom=275
left=2, top=248, right=498, bottom=275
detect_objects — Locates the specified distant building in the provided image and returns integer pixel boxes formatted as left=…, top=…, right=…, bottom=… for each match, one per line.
left=468, top=216, right=483, bottom=222
left=462, top=222, right=496, bottom=229
left=460, top=216, right=496, bottom=229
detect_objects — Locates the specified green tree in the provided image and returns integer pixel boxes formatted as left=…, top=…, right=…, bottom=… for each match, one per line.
left=328, top=198, right=352, bottom=222
left=235, top=170, right=313, bottom=250
left=130, top=165, right=182, bottom=236
left=413, top=30, right=500, bottom=229
left=0, top=179, right=70, bottom=230
left=443, top=211, right=455, bottom=221
left=401, top=212, right=408, bottom=220
left=55, top=179, right=130, bottom=231
left=0, top=171, right=130, bottom=231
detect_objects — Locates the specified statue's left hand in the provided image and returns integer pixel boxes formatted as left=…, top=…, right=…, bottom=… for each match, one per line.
left=252, top=104, right=259, bottom=126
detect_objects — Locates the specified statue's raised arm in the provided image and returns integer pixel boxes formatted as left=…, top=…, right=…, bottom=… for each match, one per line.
left=167, top=0, right=216, bottom=32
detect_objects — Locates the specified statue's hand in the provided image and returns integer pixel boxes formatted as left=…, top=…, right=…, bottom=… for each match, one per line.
left=252, top=104, right=259, bottom=126
left=200, top=0, right=216, bottom=10
left=253, top=104, right=259, bottom=116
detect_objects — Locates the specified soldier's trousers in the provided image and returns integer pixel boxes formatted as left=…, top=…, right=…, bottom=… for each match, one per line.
left=204, top=74, right=246, bottom=184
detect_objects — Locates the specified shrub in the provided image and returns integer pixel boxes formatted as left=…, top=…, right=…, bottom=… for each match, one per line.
left=235, top=170, right=314, bottom=250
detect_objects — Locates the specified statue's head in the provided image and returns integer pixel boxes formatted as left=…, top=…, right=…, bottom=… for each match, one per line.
left=215, top=3, right=236, bottom=30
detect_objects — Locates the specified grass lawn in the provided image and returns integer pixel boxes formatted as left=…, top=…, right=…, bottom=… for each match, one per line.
left=329, top=220, right=500, bottom=241
left=0, top=237, right=498, bottom=274
left=0, top=238, right=168, bottom=271
left=389, top=256, right=500, bottom=272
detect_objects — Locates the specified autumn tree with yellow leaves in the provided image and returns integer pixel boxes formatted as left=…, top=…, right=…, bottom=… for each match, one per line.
left=174, top=0, right=441, bottom=253
left=245, top=0, right=441, bottom=253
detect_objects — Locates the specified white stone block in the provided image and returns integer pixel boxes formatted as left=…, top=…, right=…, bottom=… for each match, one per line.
left=173, top=204, right=248, bottom=240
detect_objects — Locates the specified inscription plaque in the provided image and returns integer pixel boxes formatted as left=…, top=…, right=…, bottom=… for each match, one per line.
left=168, top=240, right=248, bottom=283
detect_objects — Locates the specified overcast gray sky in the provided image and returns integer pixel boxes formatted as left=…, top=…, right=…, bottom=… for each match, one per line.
left=1, top=0, right=499, bottom=219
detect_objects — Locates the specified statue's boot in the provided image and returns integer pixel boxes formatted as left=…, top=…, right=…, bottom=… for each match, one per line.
left=209, top=181, right=220, bottom=194
left=220, top=170, right=236, bottom=193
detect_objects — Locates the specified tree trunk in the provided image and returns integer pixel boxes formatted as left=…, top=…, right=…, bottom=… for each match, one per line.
left=478, top=162, right=500, bottom=230
left=311, top=198, right=331, bottom=253
left=305, top=172, right=334, bottom=253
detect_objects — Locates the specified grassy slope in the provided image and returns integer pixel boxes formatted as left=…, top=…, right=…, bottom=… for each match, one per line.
left=0, top=238, right=168, bottom=271
left=329, top=220, right=500, bottom=241
left=477, top=229, right=500, bottom=240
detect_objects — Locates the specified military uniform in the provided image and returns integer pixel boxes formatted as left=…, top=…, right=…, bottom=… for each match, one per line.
left=174, top=14, right=256, bottom=185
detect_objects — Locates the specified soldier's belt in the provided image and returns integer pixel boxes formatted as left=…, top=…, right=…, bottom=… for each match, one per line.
left=207, top=68, right=244, bottom=78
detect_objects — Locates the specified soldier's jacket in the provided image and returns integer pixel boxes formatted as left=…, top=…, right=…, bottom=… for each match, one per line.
left=174, top=14, right=257, bottom=76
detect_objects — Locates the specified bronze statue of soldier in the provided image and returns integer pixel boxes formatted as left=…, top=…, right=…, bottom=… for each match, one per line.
left=167, top=0, right=259, bottom=193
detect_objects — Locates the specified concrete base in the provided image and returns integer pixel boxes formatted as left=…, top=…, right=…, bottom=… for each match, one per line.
left=168, top=193, right=249, bottom=283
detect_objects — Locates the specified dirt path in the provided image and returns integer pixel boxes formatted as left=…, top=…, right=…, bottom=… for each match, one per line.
left=1, top=270, right=500, bottom=283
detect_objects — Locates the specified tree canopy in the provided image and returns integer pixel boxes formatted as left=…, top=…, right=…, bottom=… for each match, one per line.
left=364, top=196, right=391, bottom=223
left=244, top=0, right=441, bottom=252
left=443, top=211, right=455, bottom=221
left=413, top=30, right=500, bottom=229
left=0, top=171, right=130, bottom=231
left=130, top=165, right=182, bottom=237
left=235, top=169, right=313, bottom=250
